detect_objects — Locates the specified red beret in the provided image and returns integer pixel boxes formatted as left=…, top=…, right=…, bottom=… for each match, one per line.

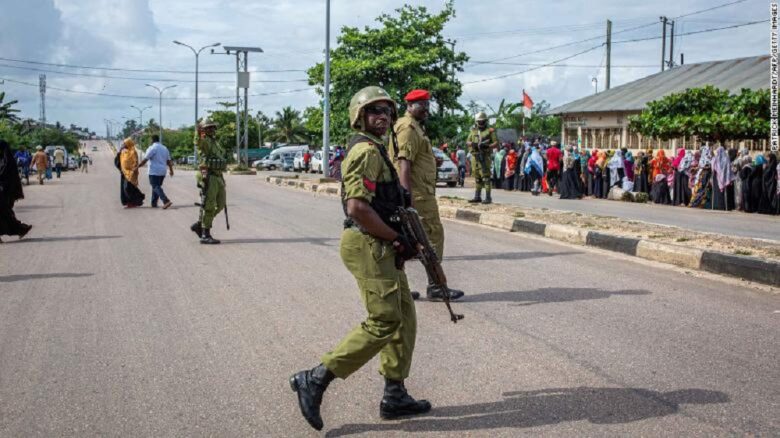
left=404, top=89, right=430, bottom=102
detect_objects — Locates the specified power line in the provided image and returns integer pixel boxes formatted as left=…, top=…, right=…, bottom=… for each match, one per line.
left=672, top=0, right=747, bottom=19
left=0, top=77, right=315, bottom=100
left=0, top=63, right=309, bottom=83
left=449, top=17, right=655, bottom=40
left=0, top=56, right=307, bottom=74
left=612, top=19, right=767, bottom=44
left=463, top=44, right=605, bottom=86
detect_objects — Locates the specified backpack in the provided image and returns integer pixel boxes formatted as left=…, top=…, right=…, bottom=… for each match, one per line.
left=114, top=152, right=121, bottom=170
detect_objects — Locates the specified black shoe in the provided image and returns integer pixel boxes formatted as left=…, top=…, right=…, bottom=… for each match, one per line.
left=200, top=228, right=221, bottom=244
left=290, top=364, right=335, bottom=431
left=18, top=224, right=32, bottom=239
left=380, top=379, right=431, bottom=420
left=468, top=189, right=482, bottom=203
left=190, top=222, right=202, bottom=238
left=410, top=291, right=420, bottom=300
left=482, top=195, right=492, bottom=205
left=426, top=284, right=465, bottom=301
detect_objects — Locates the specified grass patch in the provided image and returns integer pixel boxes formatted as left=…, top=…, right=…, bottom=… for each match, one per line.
left=734, top=249, right=753, bottom=256
left=580, top=222, right=595, bottom=228
left=513, top=212, right=525, bottom=218
left=675, top=237, right=691, bottom=243
left=648, top=234, right=665, bottom=239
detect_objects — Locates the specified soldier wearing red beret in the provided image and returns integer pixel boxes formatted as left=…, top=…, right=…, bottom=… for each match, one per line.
left=388, top=89, right=465, bottom=302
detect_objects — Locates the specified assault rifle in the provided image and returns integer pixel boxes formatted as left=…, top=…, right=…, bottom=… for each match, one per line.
left=396, top=207, right=464, bottom=324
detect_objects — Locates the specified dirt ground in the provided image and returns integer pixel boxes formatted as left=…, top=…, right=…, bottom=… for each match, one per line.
left=437, top=197, right=780, bottom=262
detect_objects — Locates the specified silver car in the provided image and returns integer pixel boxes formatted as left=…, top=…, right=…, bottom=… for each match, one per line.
left=432, top=148, right=458, bottom=187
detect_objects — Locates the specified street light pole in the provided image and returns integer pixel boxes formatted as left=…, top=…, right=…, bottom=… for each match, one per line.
left=322, top=0, right=331, bottom=178
left=173, top=41, right=220, bottom=161
left=145, top=84, right=177, bottom=143
left=130, top=105, right=152, bottom=131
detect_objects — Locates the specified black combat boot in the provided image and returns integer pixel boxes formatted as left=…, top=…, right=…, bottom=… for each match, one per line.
left=410, top=291, right=420, bottom=300
left=200, top=228, right=221, bottom=244
left=426, top=284, right=465, bottom=301
left=190, top=222, right=202, bottom=239
left=290, top=364, right=336, bottom=431
left=468, top=189, right=482, bottom=203
left=482, top=192, right=492, bottom=204
left=380, top=379, right=431, bottom=420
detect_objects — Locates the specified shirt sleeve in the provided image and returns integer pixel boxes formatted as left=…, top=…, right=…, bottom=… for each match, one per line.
left=341, top=144, right=382, bottom=203
left=395, top=124, right=417, bottom=162
left=144, top=146, right=156, bottom=161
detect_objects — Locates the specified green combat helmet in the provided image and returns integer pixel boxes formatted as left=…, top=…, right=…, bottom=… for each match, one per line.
left=349, top=86, right=397, bottom=129
left=199, top=118, right=217, bottom=129
left=474, top=112, right=488, bottom=123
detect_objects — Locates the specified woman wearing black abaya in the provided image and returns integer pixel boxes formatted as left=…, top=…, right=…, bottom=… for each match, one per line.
left=559, top=146, right=583, bottom=199
left=738, top=158, right=754, bottom=212
left=672, top=150, right=692, bottom=206
left=633, top=151, right=650, bottom=194
left=759, top=153, right=778, bottom=215
left=747, top=155, right=764, bottom=213
left=711, top=146, right=736, bottom=210
left=0, top=140, right=33, bottom=240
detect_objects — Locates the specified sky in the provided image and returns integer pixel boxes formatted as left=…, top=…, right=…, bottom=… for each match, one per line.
left=0, top=0, right=771, bottom=135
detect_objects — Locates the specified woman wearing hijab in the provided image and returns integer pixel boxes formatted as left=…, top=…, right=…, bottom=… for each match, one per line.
left=607, top=149, right=625, bottom=189
left=119, top=138, right=145, bottom=208
left=592, top=150, right=605, bottom=199
left=650, top=150, right=672, bottom=204
left=559, top=146, right=583, bottom=199
left=732, top=148, right=749, bottom=210
left=518, top=145, right=530, bottom=191
left=503, top=146, right=518, bottom=191
left=672, top=150, right=693, bottom=206
left=633, top=151, right=650, bottom=194
left=0, top=140, right=33, bottom=240
left=738, top=154, right=755, bottom=212
left=622, top=149, right=635, bottom=186
left=524, top=146, right=544, bottom=196
left=586, top=150, right=597, bottom=196
left=746, top=155, right=765, bottom=213
left=758, top=153, right=778, bottom=215
left=711, top=146, right=736, bottom=210
left=689, top=146, right=713, bottom=208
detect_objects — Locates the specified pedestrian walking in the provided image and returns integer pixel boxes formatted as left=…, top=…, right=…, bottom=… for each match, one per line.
left=290, top=86, right=430, bottom=432
left=191, top=119, right=227, bottom=244
left=80, top=152, right=90, bottom=173
left=119, top=138, right=145, bottom=208
left=31, top=146, right=48, bottom=185
left=303, top=149, right=312, bottom=173
left=389, top=88, right=464, bottom=301
left=136, top=135, right=173, bottom=209
left=53, top=147, right=65, bottom=178
left=14, top=146, right=31, bottom=185
left=0, top=140, right=32, bottom=241
left=545, top=141, right=562, bottom=196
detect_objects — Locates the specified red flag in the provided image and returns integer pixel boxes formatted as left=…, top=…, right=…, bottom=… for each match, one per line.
left=522, top=89, right=534, bottom=109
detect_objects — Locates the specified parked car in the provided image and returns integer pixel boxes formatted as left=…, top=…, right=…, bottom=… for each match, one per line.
left=433, top=147, right=458, bottom=187
left=255, top=155, right=282, bottom=170
left=281, top=156, right=295, bottom=172
left=310, top=151, right=334, bottom=174
left=67, top=156, right=78, bottom=170
left=91, top=146, right=98, bottom=152
left=293, top=149, right=312, bottom=172
left=186, top=155, right=196, bottom=165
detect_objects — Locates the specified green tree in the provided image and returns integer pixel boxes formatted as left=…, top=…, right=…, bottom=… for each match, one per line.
left=122, top=119, right=140, bottom=138
left=269, top=106, right=308, bottom=144
left=307, top=1, right=468, bottom=144
left=302, top=106, right=323, bottom=147
left=0, top=92, right=21, bottom=123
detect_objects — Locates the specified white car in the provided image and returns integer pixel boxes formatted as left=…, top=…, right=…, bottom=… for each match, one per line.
left=433, top=148, right=458, bottom=187
left=310, top=151, right=334, bottom=174
left=255, top=155, right=283, bottom=170
left=293, top=150, right=312, bottom=172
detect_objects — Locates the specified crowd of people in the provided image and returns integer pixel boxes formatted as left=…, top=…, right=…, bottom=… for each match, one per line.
left=446, top=139, right=780, bottom=215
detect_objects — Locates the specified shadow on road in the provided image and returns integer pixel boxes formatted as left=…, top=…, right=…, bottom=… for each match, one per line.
left=462, top=287, right=650, bottom=305
left=444, top=251, right=581, bottom=262
left=325, top=386, right=729, bottom=436
left=6, top=235, right=122, bottom=244
left=219, top=237, right=338, bottom=246
left=0, top=273, right=94, bottom=283
left=14, top=205, right=62, bottom=210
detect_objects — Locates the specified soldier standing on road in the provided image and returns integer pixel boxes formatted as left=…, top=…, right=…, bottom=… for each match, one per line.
left=467, top=112, right=498, bottom=204
left=290, top=86, right=431, bottom=431
left=190, top=119, right=227, bottom=244
left=389, top=89, right=464, bottom=302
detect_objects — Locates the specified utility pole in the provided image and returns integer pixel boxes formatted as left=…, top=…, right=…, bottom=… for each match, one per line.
left=214, top=46, right=263, bottom=166
left=130, top=105, right=151, bottom=131
left=605, top=19, right=612, bottom=90
left=39, top=74, right=46, bottom=127
left=445, top=39, right=456, bottom=115
left=668, top=20, right=675, bottom=69
left=145, top=84, right=177, bottom=143
left=660, top=16, right=668, bottom=72
left=322, top=0, right=332, bottom=178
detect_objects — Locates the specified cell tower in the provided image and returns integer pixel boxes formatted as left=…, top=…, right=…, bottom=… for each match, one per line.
left=39, top=74, right=46, bottom=127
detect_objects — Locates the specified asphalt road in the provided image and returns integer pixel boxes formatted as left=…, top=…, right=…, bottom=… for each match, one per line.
left=1, top=140, right=778, bottom=437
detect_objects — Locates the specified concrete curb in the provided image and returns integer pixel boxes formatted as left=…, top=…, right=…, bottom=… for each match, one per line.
left=264, top=177, right=780, bottom=287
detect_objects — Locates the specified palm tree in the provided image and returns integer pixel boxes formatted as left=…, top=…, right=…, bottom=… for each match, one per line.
left=269, top=106, right=308, bottom=144
left=0, top=92, right=21, bottom=124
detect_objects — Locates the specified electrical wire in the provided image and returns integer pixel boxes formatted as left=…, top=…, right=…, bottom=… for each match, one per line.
left=612, top=19, right=767, bottom=44
left=0, top=56, right=306, bottom=74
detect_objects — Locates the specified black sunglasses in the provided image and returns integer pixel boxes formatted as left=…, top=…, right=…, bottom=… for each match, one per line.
left=364, top=105, right=394, bottom=116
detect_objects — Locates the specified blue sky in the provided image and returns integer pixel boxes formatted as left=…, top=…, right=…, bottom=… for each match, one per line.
left=0, top=0, right=770, bottom=133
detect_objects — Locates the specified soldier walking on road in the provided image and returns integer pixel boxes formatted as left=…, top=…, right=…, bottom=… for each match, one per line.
left=389, top=89, right=464, bottom=302
left=467, top=112, right=498, bottom=204
left=190, top=119, right=227, bottom=244
left=290, top=86, right=431, bottom=431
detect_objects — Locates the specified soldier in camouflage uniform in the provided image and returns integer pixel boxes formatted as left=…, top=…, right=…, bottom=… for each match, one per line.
left=389, top=89, right=464, bottom=302
left=466, top=112, right=498, bottom=204
left=190, top=118, right=227, bottom=244
left=289, top=86, right=431, bottom=431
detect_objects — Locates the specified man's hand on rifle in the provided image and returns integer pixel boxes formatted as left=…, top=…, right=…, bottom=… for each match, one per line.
left=392, top=233, right=419, bottom=261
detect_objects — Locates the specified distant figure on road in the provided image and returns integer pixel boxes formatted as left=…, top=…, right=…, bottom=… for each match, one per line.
left=0, top=140, right=32, bottom=241
left=303, top=149, right=312, bottom=172
left=80, top=152, right=90, bottom=173
left=53, top=147, right=65, bottom=178
left=31, top=146, right=48, bottom=185
left=136, top=135, right=173, bottom=209
left=329, top=146, right=344, bottom=180
left=14, top=146, right=31, bottom=185
left=119, top=138, right=145, bottom=208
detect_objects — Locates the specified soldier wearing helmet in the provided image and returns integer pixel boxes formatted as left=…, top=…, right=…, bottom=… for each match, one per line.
left=466, top=112, right=498, bottom=203
left=190, top=118, right=227, bottom=244
left=290, top=86, right=431, bottom=432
